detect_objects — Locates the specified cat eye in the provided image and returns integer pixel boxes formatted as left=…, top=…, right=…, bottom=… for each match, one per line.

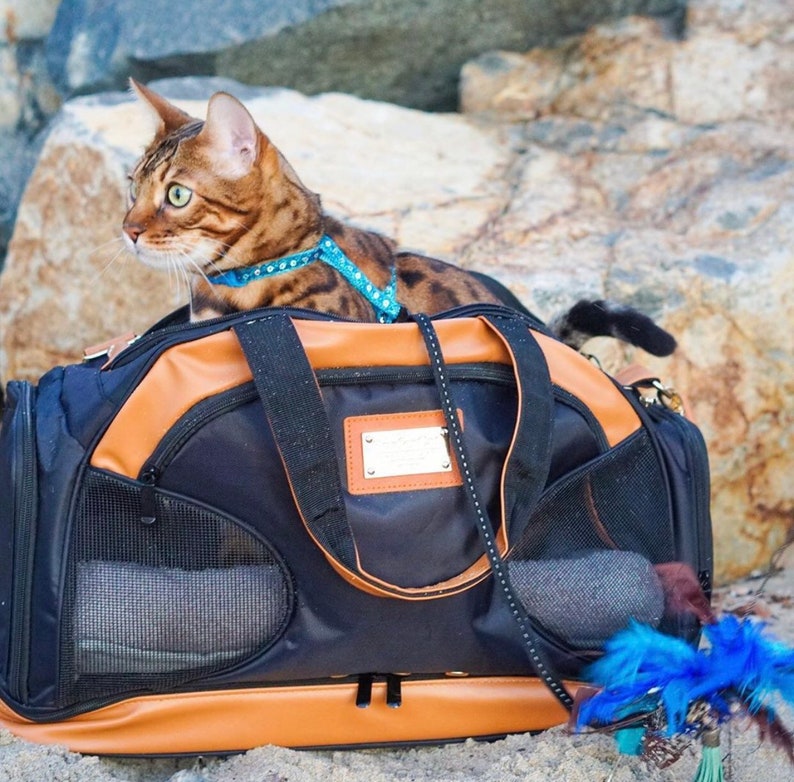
left=128, top=180, right=138, bottom=203
left=167, top=183, right=193, bottom=208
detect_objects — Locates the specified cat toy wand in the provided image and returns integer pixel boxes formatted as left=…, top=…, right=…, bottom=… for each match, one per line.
left=572, top=615, right=794, bottom=781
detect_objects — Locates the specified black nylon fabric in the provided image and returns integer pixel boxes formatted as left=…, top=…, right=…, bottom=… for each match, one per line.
left=412, top=313, right=573, bottom=710
left=233, top=314, right=358, bottom=572
left=0, top=303, right=714, bottom=726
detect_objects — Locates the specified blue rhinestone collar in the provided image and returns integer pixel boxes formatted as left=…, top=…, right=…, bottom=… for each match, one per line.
left=207, top=234, right=403, bottom=323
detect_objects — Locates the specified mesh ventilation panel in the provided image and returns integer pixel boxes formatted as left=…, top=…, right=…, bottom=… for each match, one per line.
left=508, top=432, right=672, bottom=651
left=61, top=470, right=292, bottom=703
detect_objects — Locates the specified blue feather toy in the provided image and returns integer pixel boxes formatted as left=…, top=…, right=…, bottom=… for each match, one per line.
left=574, top=616, right=794, bottom=778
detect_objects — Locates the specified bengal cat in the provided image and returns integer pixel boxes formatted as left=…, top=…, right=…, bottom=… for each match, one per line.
left=121, top=79, right=675, bottom=356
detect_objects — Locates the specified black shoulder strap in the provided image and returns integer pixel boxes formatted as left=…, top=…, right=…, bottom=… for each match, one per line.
left=232, top=314, right=357, bottom=571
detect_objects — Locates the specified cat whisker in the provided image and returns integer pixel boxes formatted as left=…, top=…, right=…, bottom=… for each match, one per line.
left=200, top=256, right=226, bottom=277
left=96, top=244, right=130, bottom=280
left=89, top=236, right=127, bottom=257
left=167, top=256, right=183, bottom=298
left=177, top=244, right=228, bottom=279
left=170, top=252, right=195, bottom=298
left=175, top=260, right=193, bottom=310
left=184, top=256, right=218, bottom=290
left=226, top=218, right=253, bottom=236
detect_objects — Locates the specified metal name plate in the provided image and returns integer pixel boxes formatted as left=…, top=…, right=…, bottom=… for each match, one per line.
left=361, top=425, right=452, bottom=479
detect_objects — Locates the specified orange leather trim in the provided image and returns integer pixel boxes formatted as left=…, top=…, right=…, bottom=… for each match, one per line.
left=344, top=409, right=464, bottom=495
left=0, top=677, right=580, bottom=755
left=91, top=318, right=640, bottom=480
left=90, top=318, right=511, bottom=478
left=614, top=364, right=658, bottom=388
left=530, top=330, right=640, bottom=447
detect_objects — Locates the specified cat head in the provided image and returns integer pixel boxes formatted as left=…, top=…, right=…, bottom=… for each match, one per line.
left=122, top=79, right=322, bottom=279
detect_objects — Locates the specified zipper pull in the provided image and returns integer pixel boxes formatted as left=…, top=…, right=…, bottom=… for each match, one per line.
left=82, top=331, right=139, bottom=368
left=385, top=673, right=403, bottom=708
left=354, top=673, right=403, bottom=708
left=139, top=466, right=159, bottom=526
left=355, top=674, right=373, bottom=708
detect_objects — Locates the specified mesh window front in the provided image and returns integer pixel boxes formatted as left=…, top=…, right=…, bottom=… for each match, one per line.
left=507, top=431, right=671, bottom=651
left=61, top=469, right=292, bottom=704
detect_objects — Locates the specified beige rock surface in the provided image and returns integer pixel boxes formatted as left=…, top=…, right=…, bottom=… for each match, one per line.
left=0, top=89, right=509, bottom=380
left=457, top=0, right=794, bottom=583
left=460, top=1, right=794, bottom=124
left=1, top=0, right=792, bottom=584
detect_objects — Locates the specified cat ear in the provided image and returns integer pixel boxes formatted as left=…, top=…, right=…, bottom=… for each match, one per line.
left=199, top=92, right=260, bottom=179
left=129, top=78, right=194, bottom=138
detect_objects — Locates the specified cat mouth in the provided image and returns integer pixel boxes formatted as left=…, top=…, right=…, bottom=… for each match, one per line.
left=123, top=234, right=220, bottom=275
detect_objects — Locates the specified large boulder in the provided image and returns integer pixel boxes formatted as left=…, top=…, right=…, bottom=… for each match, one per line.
left=460, top=13, right=794, bottom=123
left=0, top=0, right=681, bottom=268
left=0, top=0, right=61, bottom=131
left=0, top=130, right=41, bottom=264
left=0, top=0, right=62, bottom=267
left=0, top=78, right=510, bottom=378
left=45, top=0, right=684, bottom=111
left=1, top=0, right=792, bottom=584
left=459, top=0, right=794, bottom=581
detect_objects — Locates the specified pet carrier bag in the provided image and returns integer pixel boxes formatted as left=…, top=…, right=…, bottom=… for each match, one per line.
left=0, top=303, right=712, bottom=754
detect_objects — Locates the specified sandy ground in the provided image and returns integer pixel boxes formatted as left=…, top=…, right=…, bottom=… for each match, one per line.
left=2, top=560, right=794, bottom=782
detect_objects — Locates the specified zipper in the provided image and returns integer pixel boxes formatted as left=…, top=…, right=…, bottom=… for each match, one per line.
left=7, top=381, right=38, bottom=704
left=107, top=303, right=546, bottom=372
left=315, top=362, right=516, bottom=388
left=107, top=306, right=348, bottom=371
left=135, top=383, right=259, bottom=524
left=319, top=366, right=608, bottom=450
left=138, top=364, right=518, bottom=481
left=435, top=302, right=547, bottom=331
left=130, top=361, right=608, bottom=525
left=130, top=364, right=521, bottom=523
left=553, top=387, right=610, bottom=453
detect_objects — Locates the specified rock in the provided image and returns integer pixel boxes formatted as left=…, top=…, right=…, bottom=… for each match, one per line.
left=0, top=130, right=42, bottom=269
left=45, top=0, right=684, bottom=111
left=0, top=1, right=61, bottom=131
left=0, top=80, right=510, bottom=381
left=459, top=0, right=794, bottom=582
left=0, top=44, right=21, bottom=128
left=460, top=4, right=794, bottom=124
left=2, top=0, right=60, bottom=40
left=0, top=0, right=62, bottom=257
left=1, top=0, right=792, bottom=585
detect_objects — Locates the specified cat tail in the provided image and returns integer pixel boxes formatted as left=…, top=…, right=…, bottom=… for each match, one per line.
left=548, top=299, right=677, bottom=356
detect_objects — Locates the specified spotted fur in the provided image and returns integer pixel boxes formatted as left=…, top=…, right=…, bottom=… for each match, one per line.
left=122, top=80, right=675, bottom=356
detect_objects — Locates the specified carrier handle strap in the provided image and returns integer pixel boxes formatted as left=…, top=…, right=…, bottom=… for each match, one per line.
left=413, top=312, right=574, bottom=711
left=233, top=310, right=558, bottom=603
left=233, top=314, right=358, bottom=572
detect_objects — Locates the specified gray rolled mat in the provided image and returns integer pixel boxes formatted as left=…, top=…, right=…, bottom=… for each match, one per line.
left=75, top=560, right=289, bottom=674
left=508, top=550, right=665, bottom=650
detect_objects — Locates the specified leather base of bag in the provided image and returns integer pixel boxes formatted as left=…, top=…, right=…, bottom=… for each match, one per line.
left=0, top=676, right=579, bottom=755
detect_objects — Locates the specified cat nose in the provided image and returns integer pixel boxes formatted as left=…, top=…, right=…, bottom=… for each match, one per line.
left=123, top=222, right=145, bottom=243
